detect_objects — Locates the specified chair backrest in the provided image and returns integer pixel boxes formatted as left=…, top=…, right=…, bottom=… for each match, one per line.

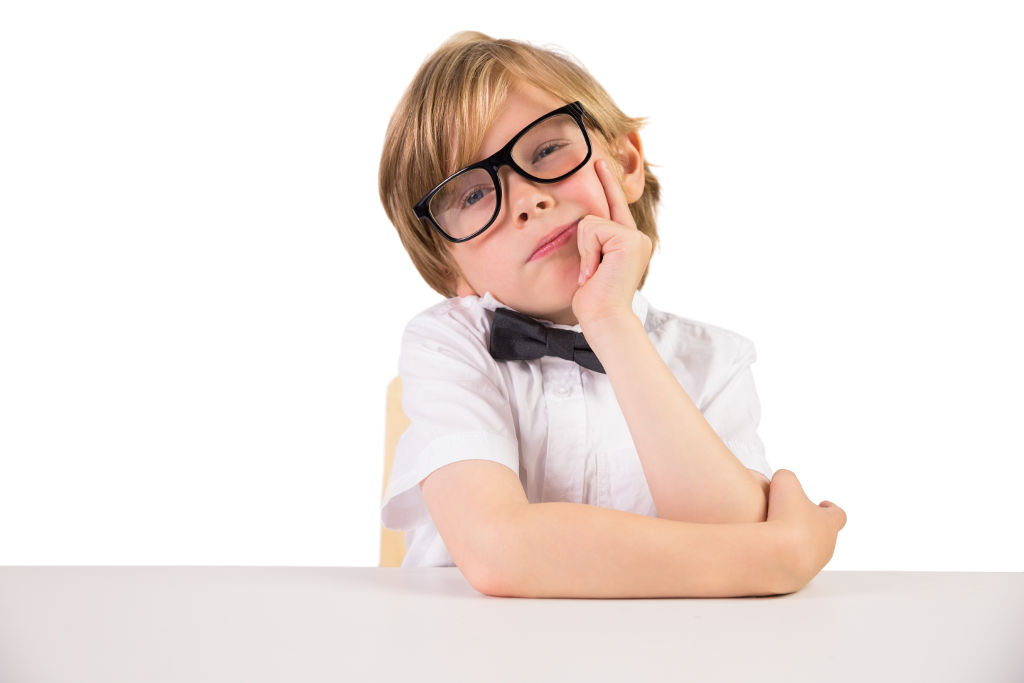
left=380, top=376, right=409, bottom=567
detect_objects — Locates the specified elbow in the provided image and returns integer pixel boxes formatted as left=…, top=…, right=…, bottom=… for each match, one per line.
left=456, top=508, right=529, bottom=598
left=748, top=494, right=769, bottom=524
left=727, top=489, right=769, bottom=524
left=730, top=479, right=770, bottom=523
left=746, top=470, right=771, bottom=523
left=458, top=543, right=517, bottom=597
left=657, top=472, right=769, bottom=524
left=464, top=563, right=517, bottom=597
left=461, top=564, right=500, bottom=596
left=658, top=497, right=767, bottom=525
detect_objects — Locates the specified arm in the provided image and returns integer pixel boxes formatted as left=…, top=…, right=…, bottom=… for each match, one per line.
left=498, top=501, right=784, bottom=598
left=422, top=460, right=843, bottom=598
left=586, top=312, right=767, bottom=523
left=752, top=470, right=771, bottom=500
left=573, top=159, right=765, bottom=524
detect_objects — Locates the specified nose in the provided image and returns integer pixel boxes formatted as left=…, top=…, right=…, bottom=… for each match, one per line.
left=500, top=167, right=554, bottom=225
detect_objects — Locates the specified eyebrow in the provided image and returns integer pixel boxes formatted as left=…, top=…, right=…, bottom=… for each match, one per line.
left=451, top=103, right=574, bottom=177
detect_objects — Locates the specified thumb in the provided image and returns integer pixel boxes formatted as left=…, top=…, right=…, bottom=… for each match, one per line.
left=820, top=500, right=848, bottom=531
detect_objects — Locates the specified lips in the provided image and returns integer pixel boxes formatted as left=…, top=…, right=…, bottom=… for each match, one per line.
left=527, top=221, right=578, bottom=263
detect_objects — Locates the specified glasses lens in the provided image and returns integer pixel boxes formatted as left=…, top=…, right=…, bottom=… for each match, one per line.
left=511, top=113, right=588, bottom=179
left=427, top=167, right=497, bottom=240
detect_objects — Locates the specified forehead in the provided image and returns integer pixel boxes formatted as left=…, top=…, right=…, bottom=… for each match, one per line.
left=473, top=83, right=567, bottom=160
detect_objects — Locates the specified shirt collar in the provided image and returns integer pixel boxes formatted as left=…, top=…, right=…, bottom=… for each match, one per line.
left=477, top=290, right=650, bottom=332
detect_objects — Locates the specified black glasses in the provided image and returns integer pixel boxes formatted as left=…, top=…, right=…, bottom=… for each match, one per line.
left=413, top=101, right=593, bottom=243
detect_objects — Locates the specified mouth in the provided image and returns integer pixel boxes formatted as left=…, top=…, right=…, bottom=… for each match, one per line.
left=527, top=221, right=579, bottom=263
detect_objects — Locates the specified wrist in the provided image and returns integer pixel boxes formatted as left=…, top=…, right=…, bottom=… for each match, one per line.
left=579, top=311, right=644, bottom=351
left=763, top=521, right=806, bottom=595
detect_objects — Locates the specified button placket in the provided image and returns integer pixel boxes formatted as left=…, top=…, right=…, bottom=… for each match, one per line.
left=581, top=370, right=613, bottom=508
left=542, top=358, right=582, bottom=401
left=540, top=359, right=587, bottom=503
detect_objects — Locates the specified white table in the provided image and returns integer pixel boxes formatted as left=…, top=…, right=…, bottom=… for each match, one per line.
left=1, top=567, right=1021, bottom=682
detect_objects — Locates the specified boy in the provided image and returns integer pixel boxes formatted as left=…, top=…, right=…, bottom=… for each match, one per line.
left=379, top=32, right=846, bottom=598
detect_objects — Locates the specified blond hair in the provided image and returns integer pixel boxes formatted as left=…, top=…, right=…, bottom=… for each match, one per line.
left=378, top=31, right=661, bottom=297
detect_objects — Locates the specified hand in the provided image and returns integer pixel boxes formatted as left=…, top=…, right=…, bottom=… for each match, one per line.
left=765, top=469, right=847, bottom=593
left=571, top=159, right=653, bottom=332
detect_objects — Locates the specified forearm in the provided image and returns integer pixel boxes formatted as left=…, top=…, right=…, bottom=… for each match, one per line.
left=585, top=314, right=766, bottom=523
left=482, top=501, right=790, bottom=598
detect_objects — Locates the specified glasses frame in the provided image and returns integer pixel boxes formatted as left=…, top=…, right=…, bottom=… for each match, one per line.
left=413, top=101, right=594, bottom=243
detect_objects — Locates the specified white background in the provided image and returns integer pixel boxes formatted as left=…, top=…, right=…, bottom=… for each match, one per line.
left=1, top=1, right=1021, bottom=570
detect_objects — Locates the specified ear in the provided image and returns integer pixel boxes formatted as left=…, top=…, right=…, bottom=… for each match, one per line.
left=614, top=131, right=645, bottom=203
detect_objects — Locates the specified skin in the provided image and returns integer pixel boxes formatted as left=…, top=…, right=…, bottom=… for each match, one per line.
left=447, top=83, right=646, bottom=327
left=446, top=81, right=773, bottom=520
left=427, top=82, right=847, bottom=595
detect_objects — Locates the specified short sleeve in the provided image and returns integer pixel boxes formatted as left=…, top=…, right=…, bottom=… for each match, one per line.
left=700, top=335, right=773, bottom=480
left=381, top=304, right=520, bottom=532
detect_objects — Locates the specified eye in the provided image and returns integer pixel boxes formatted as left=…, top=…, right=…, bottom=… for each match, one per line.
left=460, top=185, right=493, bottom=209
left=533, top=140, right=569, bottom=164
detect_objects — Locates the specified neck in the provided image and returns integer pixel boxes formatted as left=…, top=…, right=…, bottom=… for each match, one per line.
left=541, top=306, right=578, bottom=327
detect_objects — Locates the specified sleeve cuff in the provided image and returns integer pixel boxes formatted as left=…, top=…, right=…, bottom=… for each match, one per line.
left=381, top=431, right=520, bottom=532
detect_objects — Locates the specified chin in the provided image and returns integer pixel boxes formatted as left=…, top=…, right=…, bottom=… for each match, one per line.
left=525, top=293, right=577, bottom=325
left=541, top=275, right=581, bottom=322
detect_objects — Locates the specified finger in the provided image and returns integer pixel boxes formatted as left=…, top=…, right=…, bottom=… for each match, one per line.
left=595, top=158, right=636, bottom=229
left=576, top=217, right=604, bottom=284
left=822, top=502, right=847, bottom=530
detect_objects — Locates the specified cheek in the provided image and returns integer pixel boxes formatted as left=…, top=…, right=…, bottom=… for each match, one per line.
left=561, top=167, right=610, bottom=218
left=450, top=240, right=515, bottom=287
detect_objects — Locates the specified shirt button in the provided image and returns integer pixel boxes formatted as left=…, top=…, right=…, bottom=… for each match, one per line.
left=555, top=384, right=571, bottom=397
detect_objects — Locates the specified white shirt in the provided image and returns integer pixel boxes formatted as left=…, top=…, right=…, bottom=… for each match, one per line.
left=381, top=291, right=772, bottom=568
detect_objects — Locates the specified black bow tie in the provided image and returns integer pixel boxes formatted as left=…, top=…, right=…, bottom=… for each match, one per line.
left=488, top=308, right=606, bottom=373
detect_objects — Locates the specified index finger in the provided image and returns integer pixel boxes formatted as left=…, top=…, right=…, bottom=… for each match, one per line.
left=594, top=158, right=637, bottom=229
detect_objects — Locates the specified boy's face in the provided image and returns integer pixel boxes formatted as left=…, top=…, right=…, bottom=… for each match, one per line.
left=445, top=84, right=643, bottom=325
